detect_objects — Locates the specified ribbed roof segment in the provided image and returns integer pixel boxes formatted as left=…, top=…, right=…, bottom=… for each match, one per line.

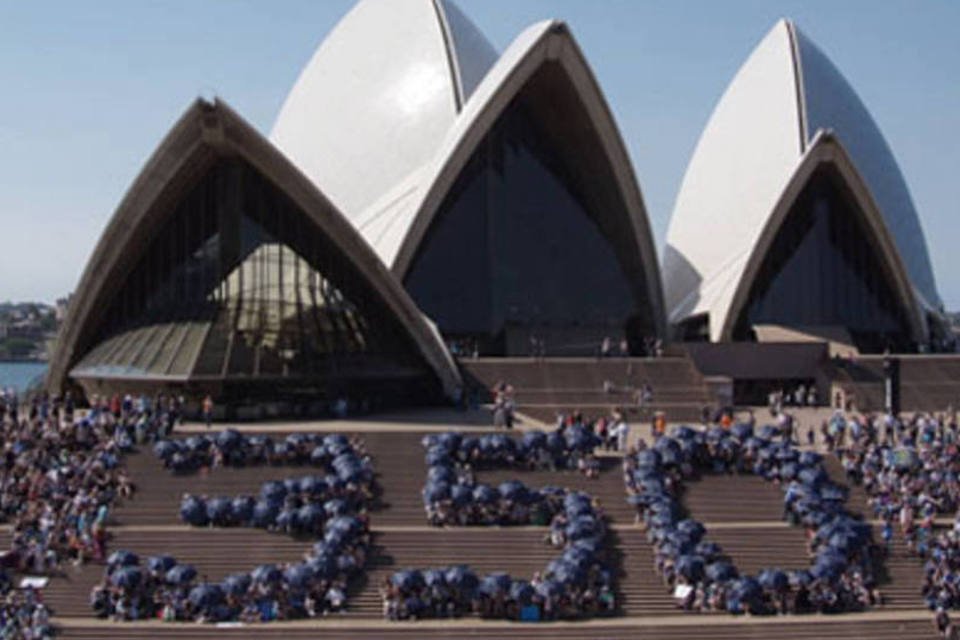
left=270, top=0, right=496, bottom=225
left=665, top=19, right=940, bottom=340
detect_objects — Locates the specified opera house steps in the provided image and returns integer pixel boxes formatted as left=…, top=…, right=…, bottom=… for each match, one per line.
left=39, top=427, right=930, bottom=637
left=460, top=357, right=712, bottom=423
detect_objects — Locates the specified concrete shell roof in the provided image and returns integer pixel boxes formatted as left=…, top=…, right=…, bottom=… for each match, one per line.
left=664, top=19, right=940, bottom=339
left=48, top=98, right=462, bottom=399
left=387, top=19, right=666, bottom=335
left=269, top=0, right=497, bottom=225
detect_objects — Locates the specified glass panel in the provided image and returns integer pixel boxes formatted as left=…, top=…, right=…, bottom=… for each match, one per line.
left=733, top=168, right=913, bottom=352
left=403, top=96, right=644, bottom=355
left=72, top=158, right=429, bottom=392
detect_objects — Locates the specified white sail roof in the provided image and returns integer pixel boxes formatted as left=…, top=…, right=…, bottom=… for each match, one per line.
left=664, top=19, right=940, bottom=340
left=270, top=0, right=497, bottom=225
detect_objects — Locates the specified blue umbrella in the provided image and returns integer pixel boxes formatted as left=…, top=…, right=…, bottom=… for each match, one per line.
left=479, top=572, right=512, bottom=595
left=297, top=504, right=325, bottom=530
left=230, top=496, right=255, bottom=524
left=326, top=515, right=362, bottom=534
left=799, top=451, right=822, bottom=466
left=498, top=480, right=527, bottom=501
left=206, top=497, right=232, bottom=524
left=677, top=519, right=706, bottom=541
left=779, top=462, right=799, bottom=480
left=221, top=573, right=252, bottom=596
left=731, top=423, right=753, bottom=441
left=107, top=550, right=139, bottom=568
left=695, top=541, right=723, bottom=560
left=323, top=434, right=349, bottom=449
left=147, top=555, right=176, bottom=574
left=165, top=564, right=197, bottom=585
left=284, top=563, right=312, bottom=587
left=422, top=482, right=450, bottom=503
left=427, top=465, right=455, bottom=484
left=565, top=426, right=594, bottom=451
left=391, top=570, right=424, bottom=591
left=676, top=555, right=706, bottom=581
left=450, top=484, right=472, bottom=506
left=535, top=579, right=563, bottom=598
left=522, top=430, right=547, bottom=451
left=790, top=569, right=813, bottom=586
left=546, top=432, right=565, bottom=453
left=251, top=564, right=282, bottom=584
left=298, top=476, right=327, bottom=496
left=472, top=484, right=499, bottom=504
left=459, top=436, right=479, bottom=456
left=706, top=561, right=738, bottom=582
left=110, top=566, right=142, bottom=588
left=260, top=480, right=287, bottom=503
left=636, top=449, right=662, bottom=469
left=310, top=446, right=329, bottom=465
left=444, top=565, right=478, bottom=590
left=307, top=554, right=336, bottom=579
left=733, top=576, right=763, bottom=601
left=425, top=446, right=450, bottom=467
left=774, top=446, right=798, bottom=461
left=799, top=467, right=826, bottom=487
left=323, top=528, right=349, bottom=553
left=509, top=579, right=534, bottom=603
left=215, top=429, right=242, bottom=450
left=180, top=496, right=208, bottom=526
left=654, top=436, right=682, bottom=454
left=184, top=436, right=210, bottom=452
left=758, top=568, right=789, bottom=591
left=275, top=508, right=296, bottom=531
left=422, top=569, right=446, bottom=588
left=820, top=485, right=847, bottom=502
left=153, top=440, right=179, bottom=460
left=566, top=515, right=599, bottom=540
left=252, top=500, right=279, bottom=528
left=189, top=584, right=225, bottom=608
left=759, top=425, right=779, bottom=440
left=438, top=432, right=462, bottom=451
left=324, top=499, right=350, bottom=517
left=672, top=425, right=698, bottom=440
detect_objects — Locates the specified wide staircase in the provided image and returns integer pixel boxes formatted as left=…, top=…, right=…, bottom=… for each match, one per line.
left=43, top=425, right=935, bottom=638
left=460, top=357, right=713, bottom=423
left=832, top=354, right=960, bottom=412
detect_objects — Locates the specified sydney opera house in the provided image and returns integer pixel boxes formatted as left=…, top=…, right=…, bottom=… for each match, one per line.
left=48, top=0, right=945, bottom=409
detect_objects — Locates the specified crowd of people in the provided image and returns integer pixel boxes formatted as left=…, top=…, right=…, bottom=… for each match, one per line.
left=397, top=426, right=614, bottom=620
left=385, top=490, right=613, bottom=620
left=0, top=389, right=182, bottom=637
left=89, top=429, right=377, bottom=622
left=0, top=567, right=52, bottom=640
left=421, top=426, right=602, bottom=527
left=153, top=430, right=370, bottom=474
left=624, top=422, right=882, bottom=615
left=0, top=392, right=166, bottom=572
left=823, top=410, right=960, bottom=637
left=90, top=513, right=371, bottom=622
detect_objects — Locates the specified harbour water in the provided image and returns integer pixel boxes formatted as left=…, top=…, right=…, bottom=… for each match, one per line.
left=0, top=361, right=47, bottom=392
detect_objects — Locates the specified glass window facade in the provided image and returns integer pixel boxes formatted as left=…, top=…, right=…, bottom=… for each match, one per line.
left=72, top=158, right=431, bottom=398
left=403, top=75, right=654, bottom=355
left=732, top=168, right=914, bottom=352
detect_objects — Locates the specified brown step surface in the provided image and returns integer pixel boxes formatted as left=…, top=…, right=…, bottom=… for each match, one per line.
left=54, top=617, right=940, bottom=640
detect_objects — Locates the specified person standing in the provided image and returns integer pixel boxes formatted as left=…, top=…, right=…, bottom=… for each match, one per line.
left=202, top=395, right=214, bottom=429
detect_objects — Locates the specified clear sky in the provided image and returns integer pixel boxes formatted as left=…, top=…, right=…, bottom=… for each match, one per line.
left=0, top=1, right=957, bottom=307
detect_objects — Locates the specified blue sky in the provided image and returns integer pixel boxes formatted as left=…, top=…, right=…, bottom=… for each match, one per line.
left=0, top=1, right=957, bottom=307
